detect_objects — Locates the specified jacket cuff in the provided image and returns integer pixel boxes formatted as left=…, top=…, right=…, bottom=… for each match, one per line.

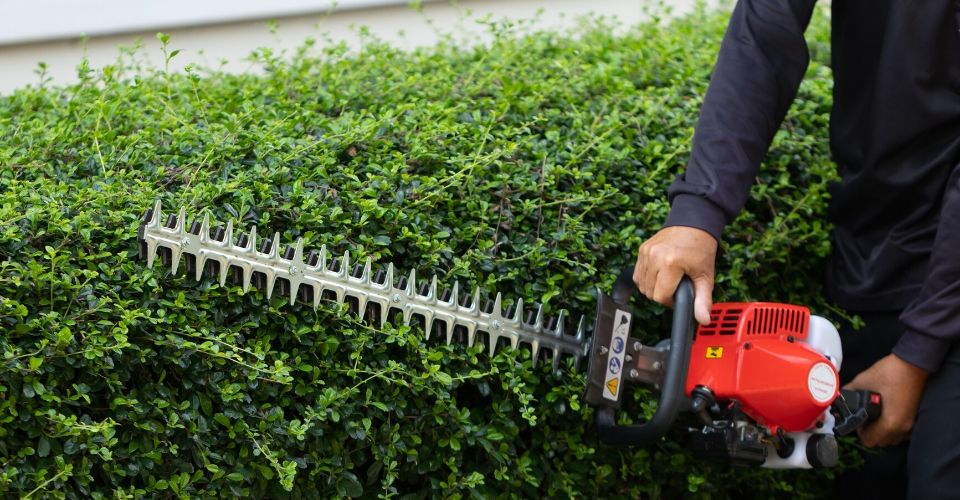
left=663, top=194, right=727, bottom=241
left=892, top=329, right=952, bottom=373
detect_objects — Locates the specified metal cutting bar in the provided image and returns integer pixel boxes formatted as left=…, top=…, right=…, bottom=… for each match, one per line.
left=137, top=201, right=591, bottom=370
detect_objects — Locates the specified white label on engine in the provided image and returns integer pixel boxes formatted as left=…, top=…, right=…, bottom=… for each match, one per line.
left=602, top=309, right=631, bottom=401
left=808, top=362, right=838, bottom=403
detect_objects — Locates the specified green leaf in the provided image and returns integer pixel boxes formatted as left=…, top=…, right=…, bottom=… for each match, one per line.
left=340, top=472, right=363, bottom=497
left=433, top=371, right=453, bottom=386
left=38, top=437, right=50, bottom=457
left=63, top=439, right=80, bottom=455
left=56, top=327, right=72, bottom=347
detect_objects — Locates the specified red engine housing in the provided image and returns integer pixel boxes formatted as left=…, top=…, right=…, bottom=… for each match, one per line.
left=685, top=303, right=839, bottom=433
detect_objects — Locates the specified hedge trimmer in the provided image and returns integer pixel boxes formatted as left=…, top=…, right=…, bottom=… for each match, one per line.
left=137, top=201, right=880, bottom=469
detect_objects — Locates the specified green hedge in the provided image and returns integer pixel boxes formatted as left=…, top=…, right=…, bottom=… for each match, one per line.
left=1, top=5, right=841, bottom=498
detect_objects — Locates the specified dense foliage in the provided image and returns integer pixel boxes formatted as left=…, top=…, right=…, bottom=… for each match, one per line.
left=0, top=5, right=842, bottom=498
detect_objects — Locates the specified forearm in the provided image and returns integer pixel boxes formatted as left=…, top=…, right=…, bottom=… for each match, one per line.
left=894, top=165, right=960, bottom=373
left=665, top=0, right=817, bottom=239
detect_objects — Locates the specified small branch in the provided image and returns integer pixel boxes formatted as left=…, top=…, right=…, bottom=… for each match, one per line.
left=23, top=466, right=71, bottom=499
left=534, top=156, right=546, bottom=240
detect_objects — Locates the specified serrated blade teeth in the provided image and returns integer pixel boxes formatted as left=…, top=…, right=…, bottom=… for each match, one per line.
left=145, top=240, right=159, bottom=268
left=194, top=253, right=207, bottom=281
left=553, top=311, right=565, bottom=337
left=361, top=258, right=372, bottom=283
left=241, top=265, right=253, bottom=292
left=150, top=199, right=163, bottom=225
left=218, top=258, right=230, bottom=286
left=340, top=251, right=350, bottom=277
left=384, top=263, right=395, bottom=290
left=448, top=281, right=459, bottom=307
left=355, top=294, right=368, bottom=316
left=470, top=287, right=481, bottom=313
left=264, top=272, right=277, bottom=299
left=269, top=232, right=281, bottom=258
left=292, top=238, right=305, bottom=263
left=318, top=244, right=328, bottom=270
left=289, top=278, right=301, bottom=304
left=137, top=203, right=591, bottom=370
left=247, top=226, right=258, bottom=251
left=424, top=317, right=434, bottom=340
left=466, top=324, right=477, bottom=347
left=176, top=207, right=186, bottom=232
left=200, top=214, right=211, bottom=241
left=169, top=246, right=183, bottom=275
left=406, top=269, right=416, bottom=296
left=575, top=315, right=586, bottom=340
left=513, top=299, right=524, bottom=322
left=444, top=319, right=455, bottom=344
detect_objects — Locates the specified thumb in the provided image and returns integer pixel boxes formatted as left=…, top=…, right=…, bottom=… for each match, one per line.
left=692, top=277, right=714, bottom=326
left=842, top=371, right=869, bottom=391
left=842, top=361, right=877, bottom=391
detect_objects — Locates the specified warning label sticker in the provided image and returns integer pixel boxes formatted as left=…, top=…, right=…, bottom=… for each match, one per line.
left=606, top=378, right=619, bottom=397
left=705, top=346, right=724, bottom=359
left=602, top=309, right=631, bottom=402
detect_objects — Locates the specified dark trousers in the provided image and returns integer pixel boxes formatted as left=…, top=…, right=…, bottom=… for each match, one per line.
left=835, top=312, right=960, bottom=500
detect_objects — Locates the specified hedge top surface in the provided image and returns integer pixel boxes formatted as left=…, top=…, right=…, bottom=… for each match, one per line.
left=0, top=5, right=841, bottom=498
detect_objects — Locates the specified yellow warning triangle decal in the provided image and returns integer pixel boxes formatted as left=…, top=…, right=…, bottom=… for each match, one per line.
left=606, top=378, right=619, bottom=396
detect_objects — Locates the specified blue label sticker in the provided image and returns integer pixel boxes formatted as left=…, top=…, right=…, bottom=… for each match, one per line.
left=612, top=337, right=625, bottom=354
left=608, top=357, right=621, bottom=375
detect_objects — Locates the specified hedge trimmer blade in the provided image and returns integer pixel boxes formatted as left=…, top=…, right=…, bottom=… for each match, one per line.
left=137, top=201, right=590, bottom=370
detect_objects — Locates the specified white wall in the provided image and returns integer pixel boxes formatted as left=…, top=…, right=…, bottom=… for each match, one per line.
left=0, top=0, right=700, bottom=95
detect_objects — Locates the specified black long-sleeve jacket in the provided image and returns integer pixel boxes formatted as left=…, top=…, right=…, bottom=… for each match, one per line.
left=664, top=0, right=960, bottom=372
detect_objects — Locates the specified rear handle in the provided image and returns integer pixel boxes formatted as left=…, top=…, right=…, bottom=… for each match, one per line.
left=832, top=389, right=882, bottom=436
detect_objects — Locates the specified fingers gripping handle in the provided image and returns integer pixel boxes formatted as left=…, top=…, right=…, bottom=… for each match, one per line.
left=596, top=269, right=697, bottom=446
left=611, top=267, right=641, bottom=305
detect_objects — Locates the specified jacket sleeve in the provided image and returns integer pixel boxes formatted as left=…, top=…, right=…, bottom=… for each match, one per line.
left=894, top=166, right=960, bottom=373
left=664, top=0, right=818, bottom=240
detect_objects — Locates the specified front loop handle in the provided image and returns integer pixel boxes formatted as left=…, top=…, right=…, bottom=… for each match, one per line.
left=595, top=267, right=697, bottom=446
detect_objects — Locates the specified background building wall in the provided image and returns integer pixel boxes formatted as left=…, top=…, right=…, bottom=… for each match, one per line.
left=0, top=0, right=702, bottom=95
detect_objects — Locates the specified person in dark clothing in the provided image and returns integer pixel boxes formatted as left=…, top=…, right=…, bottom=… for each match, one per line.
left=632, top=1, right=960, bottom=497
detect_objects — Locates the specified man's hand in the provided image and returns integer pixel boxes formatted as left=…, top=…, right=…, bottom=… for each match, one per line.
left=634, top=226, right=718, bottom=325
left=844, top=354, right=929, bottom=447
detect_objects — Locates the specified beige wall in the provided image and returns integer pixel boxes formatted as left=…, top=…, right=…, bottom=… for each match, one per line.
left=0, top=0, right=701, bottom=95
